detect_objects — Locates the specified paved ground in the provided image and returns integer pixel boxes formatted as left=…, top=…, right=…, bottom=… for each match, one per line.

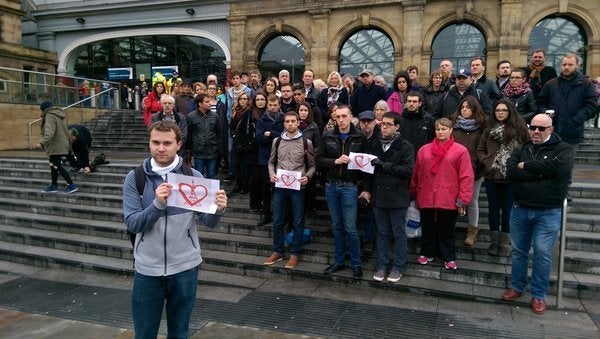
left=0, top=262, right=598, bottom=339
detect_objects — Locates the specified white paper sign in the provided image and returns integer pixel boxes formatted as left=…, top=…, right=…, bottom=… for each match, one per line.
left=348, top=152, right=377, bottom=174
left=274, top=169, right=301, bottom=191
left=166, top=173, right=219, bottom=214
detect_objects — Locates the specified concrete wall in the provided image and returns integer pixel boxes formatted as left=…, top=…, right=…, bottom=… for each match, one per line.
left=0, top=103, right=101, bottom=150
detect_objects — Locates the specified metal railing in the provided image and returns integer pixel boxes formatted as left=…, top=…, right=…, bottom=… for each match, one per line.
left=27, top=88, right=116, bottom=149
left=556, top=198, right=568, bottom=308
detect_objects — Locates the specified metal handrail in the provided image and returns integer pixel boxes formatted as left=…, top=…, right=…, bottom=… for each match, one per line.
left=556, top=198, right=568, bottom=308
left=27, top=88, right=115, bottom=149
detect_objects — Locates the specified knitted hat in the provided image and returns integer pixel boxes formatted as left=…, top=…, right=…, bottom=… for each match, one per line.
left=40, top=101, right=53, bottom=112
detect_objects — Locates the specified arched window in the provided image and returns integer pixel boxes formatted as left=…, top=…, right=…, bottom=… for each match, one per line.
left=339, top=29, right=394, bottom=81
left=528, top=16, right=586, bottom=71
left=258, top=35, right=305, bottom=83
left=72, top=36, right=226, bottom=83
left=431, top=24, right=486, bottom=73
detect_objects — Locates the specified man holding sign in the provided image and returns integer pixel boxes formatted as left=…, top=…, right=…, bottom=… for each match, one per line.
left=123, top=121, right=227, bottom=339
left=264, top=111, right=316, bottom=269
left=317, top=105, right=368, bottom=279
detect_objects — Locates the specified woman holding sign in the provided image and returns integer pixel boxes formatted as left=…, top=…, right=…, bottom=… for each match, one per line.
left=409, top=118, right=473, bottom=271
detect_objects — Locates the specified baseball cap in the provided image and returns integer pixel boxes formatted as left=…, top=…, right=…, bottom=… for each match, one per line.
left=358, top=110, right=375, bottom=121
left=359, top=69, right=373, bottom=76
left=456, top=69, right=472, bottom=78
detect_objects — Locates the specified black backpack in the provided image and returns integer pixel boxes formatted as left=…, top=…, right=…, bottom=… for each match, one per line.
left=129, top=164, right=193, bottom=246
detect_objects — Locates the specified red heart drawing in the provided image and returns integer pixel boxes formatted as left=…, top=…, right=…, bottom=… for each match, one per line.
left=354, top=155, right=370, bottom=168
left=281, top=174, right=297, bottom=187
left=178, top=180, right=208, bottom=206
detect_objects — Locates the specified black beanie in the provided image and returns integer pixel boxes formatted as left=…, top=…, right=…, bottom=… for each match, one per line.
left=40, top=101, right=53, bottom=112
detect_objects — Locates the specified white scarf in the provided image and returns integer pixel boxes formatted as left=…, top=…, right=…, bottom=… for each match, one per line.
left=151, top=157, right=180, bottom=180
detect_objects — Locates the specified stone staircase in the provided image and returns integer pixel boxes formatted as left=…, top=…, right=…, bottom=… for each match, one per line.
left=88, top=109, right=149, bottom=152
left=0, top=156, right=598, bottom=308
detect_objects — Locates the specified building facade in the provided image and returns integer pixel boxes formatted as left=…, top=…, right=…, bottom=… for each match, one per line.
left=229, top=0, right=599, bottom=83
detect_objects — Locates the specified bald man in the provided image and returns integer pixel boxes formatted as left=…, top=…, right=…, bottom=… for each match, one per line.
left=502, top=113, right=573, bottom=315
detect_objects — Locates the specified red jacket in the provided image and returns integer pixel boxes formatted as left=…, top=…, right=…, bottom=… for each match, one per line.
left=143, top=92, right=162, bottom=126
left=409, top=140, right=474, bottom=210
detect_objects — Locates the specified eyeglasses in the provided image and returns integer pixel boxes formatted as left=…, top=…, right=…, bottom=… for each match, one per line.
left=529, top=125, right=551, bottom=132
left=509, top=77, right=523, bottom=80
left=380, top=122, right=396, bottom=127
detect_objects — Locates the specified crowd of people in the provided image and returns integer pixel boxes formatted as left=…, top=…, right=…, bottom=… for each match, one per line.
left=134, top=49, right=598, bottom=317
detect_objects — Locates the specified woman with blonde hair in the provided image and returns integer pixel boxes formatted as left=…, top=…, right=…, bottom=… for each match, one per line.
left=318, top=71, right=349, bottom=114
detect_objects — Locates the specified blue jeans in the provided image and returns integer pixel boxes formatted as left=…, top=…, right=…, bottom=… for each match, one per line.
left=272, top=187, right=306, bottom=255
left=509, top=204, right=561, bottom=300
left=484, top=179, right=513, bottom=233
left=132, top=267, right=199, bottom=339
left=373, top=206, right=408, bottom=272
left=194, top=158, right=217, bottom=179
left=361, top=206, right=376, bottom=242
left=325, top=183, right=361, bottom=267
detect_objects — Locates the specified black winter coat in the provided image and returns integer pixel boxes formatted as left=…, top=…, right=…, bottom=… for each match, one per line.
left=399, top=109, right=435, bottom=158
left=366, top=136, right=414, bottom=208
left=506, top=133, right=573, bottom=209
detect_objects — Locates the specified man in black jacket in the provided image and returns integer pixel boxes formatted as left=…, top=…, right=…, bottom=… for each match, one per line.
left=400, top=92, right=435, bottom=157
left=442, top=69, right=493, bottom=117
left=317, top=105, right=367, bottom=279
left=360, top=112, right=414, bottom=283
left=501, top=114, right=573, bottom=315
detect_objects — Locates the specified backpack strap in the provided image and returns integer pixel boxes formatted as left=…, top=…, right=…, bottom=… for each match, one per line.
left=273, top=135, right=309, bottom=174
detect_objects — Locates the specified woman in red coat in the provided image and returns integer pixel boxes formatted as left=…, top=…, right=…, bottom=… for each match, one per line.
left=143, top=82, right=166, bottom=126
left=409, top=118, right=474, bottom=270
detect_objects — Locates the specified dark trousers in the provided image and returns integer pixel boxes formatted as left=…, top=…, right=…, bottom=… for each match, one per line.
left=49, top=154, right=73, bottom=186
left=248, top=164, right=262, bottom=210
left=484, top=179, right=513, bottom=233
left=258, top=165, right=272, bottom=214
left=419, top=208, right=458, bottom=262
left=233, top=152, right=248, bottom=190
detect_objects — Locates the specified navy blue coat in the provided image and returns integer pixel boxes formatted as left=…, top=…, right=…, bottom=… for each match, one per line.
left=538, top=72, right=598, bottom=144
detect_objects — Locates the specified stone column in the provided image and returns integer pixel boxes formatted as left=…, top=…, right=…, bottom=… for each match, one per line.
left=498, top=0, right=525, bottom=69
left=229, top=16, right=247, bottom=73
left=401, top=1, right=425, bottom=72
left=308, top=9, right=331, bottom=78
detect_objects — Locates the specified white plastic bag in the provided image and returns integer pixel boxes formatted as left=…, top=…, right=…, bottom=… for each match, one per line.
left=405, top=201, right=421, bottom=238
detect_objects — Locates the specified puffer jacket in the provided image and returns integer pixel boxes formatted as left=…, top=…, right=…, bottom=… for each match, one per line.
left=505, top=91, right=537, bottom=124
left=39, top=106, right=70, bottom=156
left=506, top=133, right=573, bottom=208
left=410, top=139, right=474, bottom=210
left=317, top=124, right=367, bottom=183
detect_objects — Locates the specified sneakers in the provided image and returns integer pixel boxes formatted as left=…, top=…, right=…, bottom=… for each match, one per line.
left=285, top=255, right=299, bottom=269
left=65, top=184, right=78, bottom=194
left=444, top=261, right=458, bottom=270
left=263, top=253, right=282, bottom=265
left=387, top=269, right=402, bottom=283
left=417, top=256, right=433, bottom=265
left=41, top=185, right=58, bottom=193
left=373, top=269, right=386, bottom=282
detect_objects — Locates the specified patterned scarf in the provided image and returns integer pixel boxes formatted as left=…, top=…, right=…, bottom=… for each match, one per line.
left=380, top=132, right=399, bottom=152
left=299, top=119, right=309, bottom=131
left=504, top=81, right=531, bottom=97
left=327, top=85, right=343, bottom=106
left=431, top=136, right=454, bottom=175
left=489, top=124, right=518, bottom=178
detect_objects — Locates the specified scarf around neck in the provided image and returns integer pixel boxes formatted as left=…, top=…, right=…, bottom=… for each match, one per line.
left=431, top=136, right=454, bottom=175
left=504, top=81, right=531, bottom=97
left=454, top=115, right=480, bottom=132
left=151, top=156, right=180, bottom=180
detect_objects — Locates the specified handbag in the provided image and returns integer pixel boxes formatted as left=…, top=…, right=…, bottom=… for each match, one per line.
left=405, top=201, right=422, bottom=238
left=284, top=228, right=313, bottom=246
